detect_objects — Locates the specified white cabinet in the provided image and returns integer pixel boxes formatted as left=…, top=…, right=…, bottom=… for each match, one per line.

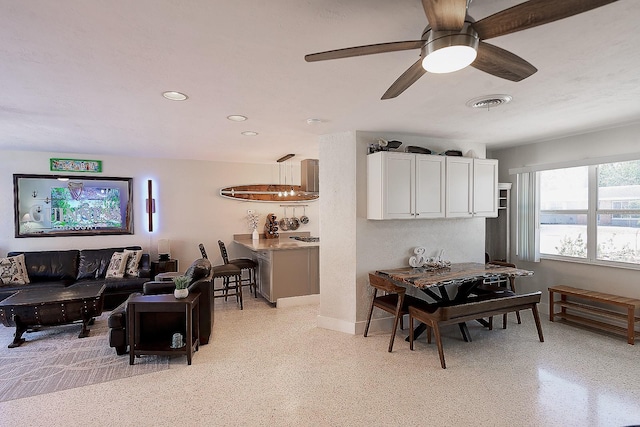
left=445, top=157, right=498, bottom=218
left=367, top=151, right=445, bottom=220
left=368, top=151, right=497, bottom=220
left=445, top=157, right=473, bottom=217
left=416, top=155, right=447, bottom=218
left=473, top=159, right=499, bottom=217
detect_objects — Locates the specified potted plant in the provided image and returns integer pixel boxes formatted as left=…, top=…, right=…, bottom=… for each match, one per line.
left=172, top=275, right=191, bottom=299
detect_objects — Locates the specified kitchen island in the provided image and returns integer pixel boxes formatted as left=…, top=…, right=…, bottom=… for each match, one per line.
left=233, top=234, right=319, bottom=305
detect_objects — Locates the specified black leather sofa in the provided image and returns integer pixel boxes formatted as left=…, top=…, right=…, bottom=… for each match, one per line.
left=3, top=246, right=151, bottom=310
left=107, top=258, right=213, bottom=355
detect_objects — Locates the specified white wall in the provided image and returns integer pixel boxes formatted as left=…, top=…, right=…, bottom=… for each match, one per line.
left=317, top=132, right=358, bottom=333
left=318, top=131, right=487, bottom=334
left=489, top=121, right=640, bottom=301
left=0, top=150, right=319, bottom=267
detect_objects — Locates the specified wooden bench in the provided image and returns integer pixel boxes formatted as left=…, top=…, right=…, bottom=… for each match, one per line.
left=408, top=292, right=543, bottom=369
left=548, top=285, right=640, bottom=345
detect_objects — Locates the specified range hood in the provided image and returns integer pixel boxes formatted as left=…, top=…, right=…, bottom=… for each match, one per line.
left=301, top=159, right=319, bottom=193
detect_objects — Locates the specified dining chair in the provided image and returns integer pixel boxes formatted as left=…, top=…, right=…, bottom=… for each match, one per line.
left=364, top=273, right=432, bottom=352
left=477, top=261, right=521, bottom=328
left=218, top=240, right=258, bottom=298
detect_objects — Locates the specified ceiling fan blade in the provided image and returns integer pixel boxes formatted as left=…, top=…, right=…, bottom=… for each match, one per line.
left=381, top=59, right=427, bottom=100
left=473, top=0, right=619, bottom=40
left=421, top=0, right=468, bottom=31
left=471, top=42, right=537, bottom=82
left=305, top=40, right=424, bottom=62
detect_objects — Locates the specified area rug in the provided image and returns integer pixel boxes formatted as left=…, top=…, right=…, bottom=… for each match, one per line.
left=0, top=312, right=169, bottom=402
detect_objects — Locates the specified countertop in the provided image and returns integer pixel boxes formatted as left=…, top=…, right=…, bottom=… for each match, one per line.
left=234, top=237, right=319, bottom=251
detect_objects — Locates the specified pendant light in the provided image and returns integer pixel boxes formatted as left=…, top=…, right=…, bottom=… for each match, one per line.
left=278, top=162, right=283, bottom=197
left=276, top=154, right=295, bottom=197
left=289, top=161, right=295, bottom=196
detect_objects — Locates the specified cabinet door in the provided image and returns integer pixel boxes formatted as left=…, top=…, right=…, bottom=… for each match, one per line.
left=367, top=152, right=415, bottom=219
left=445, top=157, right=473, bottom=217
left=415, top=155, right=445, bottom=218
left=384, top=153, right=415, bottom=219
left=473, top=159, right=498, bottom=217
left=256, top=252, right=273, bottom=303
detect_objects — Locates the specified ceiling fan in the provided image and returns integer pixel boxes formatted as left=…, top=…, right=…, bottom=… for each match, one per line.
left=305, top=0, right=619, bottom=99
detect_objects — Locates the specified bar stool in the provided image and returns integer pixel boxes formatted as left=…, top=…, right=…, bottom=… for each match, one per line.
left=218, top=240, right=258, bottom=298
left=212, top=263, right=243, bottom=310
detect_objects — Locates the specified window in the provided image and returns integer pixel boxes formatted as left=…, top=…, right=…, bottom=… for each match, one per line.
left=536, top=160, right=640, bottom=266
left=539, top=166, right=588, bottom=258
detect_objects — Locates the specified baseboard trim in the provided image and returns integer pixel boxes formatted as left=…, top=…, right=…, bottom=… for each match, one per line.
left=316, top=315, right=356, bottom=334
left=316, top=313, right=399, bottom=335
left=276, top=294, right=320, bottom=308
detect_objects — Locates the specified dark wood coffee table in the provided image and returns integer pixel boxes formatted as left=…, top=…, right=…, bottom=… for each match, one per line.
left=0, top=283, right=106, bottom=348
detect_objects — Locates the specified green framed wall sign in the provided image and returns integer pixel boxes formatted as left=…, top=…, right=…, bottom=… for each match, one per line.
left=50, top=158, right=102, bottom=173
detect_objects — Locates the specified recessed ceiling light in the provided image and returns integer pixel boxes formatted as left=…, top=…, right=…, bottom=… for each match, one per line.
left=306, top=118, right=323, bottom=125
left=241, top=131, right=258, bottom=136
left=466, top=94, right=512, bottom=109
left=227, top=115, right=248, bottom=121
left=162, top=91, right=188, bottom=101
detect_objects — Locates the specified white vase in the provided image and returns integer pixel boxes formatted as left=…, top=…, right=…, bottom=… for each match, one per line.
left=174, top=288, right=189, bottom=299
left=252, top=229, right=259, bottom=241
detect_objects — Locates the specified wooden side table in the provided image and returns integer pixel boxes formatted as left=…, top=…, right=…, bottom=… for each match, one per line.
left=128, top=292, right=200, bottom=365
left=150, top=259, right=179, bottom=280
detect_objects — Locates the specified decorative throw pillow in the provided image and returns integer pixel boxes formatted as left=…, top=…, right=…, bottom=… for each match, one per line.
left=105, top=252, right=129, bottom=279
left=123, top=249, right=143, bottom=277
left=0, top=254, right=30, bottom=285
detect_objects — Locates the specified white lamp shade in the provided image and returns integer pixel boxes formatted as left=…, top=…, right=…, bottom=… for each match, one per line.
left=158, top=239, right=171, bottom=256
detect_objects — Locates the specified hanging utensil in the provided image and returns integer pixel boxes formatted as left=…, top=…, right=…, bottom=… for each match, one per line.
left=290, top=207, right=300, bottom=230
left=300, top=206, right=309, bottom=224
left=279, top=207, right=290, bottom=231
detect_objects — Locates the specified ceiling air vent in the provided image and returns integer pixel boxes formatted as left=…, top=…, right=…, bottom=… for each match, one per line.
left=466, top=94, right=512, bottom=110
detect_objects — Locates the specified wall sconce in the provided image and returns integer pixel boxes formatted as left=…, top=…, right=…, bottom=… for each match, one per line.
left=146, top=179, right=156, bottom=232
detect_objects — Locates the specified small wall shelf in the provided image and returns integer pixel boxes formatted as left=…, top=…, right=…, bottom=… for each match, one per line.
left=486, top=182, right=511, bottom=262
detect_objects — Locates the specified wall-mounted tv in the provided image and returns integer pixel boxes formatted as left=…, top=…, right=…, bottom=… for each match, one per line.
left=13, top=174, right=134, bottom=238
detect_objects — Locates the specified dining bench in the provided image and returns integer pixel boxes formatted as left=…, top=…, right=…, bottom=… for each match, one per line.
left=408, top=291, right=544, bottom=369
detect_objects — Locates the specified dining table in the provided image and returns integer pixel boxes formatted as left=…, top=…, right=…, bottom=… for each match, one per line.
left=374, top=262, right=534, bottom=341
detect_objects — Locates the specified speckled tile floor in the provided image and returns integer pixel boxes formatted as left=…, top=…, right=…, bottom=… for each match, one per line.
left=1, top=295, right=639, bottom=427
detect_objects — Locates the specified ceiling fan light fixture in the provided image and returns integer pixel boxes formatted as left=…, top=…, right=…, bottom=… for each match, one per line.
left=421, top=24, right=479, bottom=74
left=422, top=45, right=477, bottom=73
